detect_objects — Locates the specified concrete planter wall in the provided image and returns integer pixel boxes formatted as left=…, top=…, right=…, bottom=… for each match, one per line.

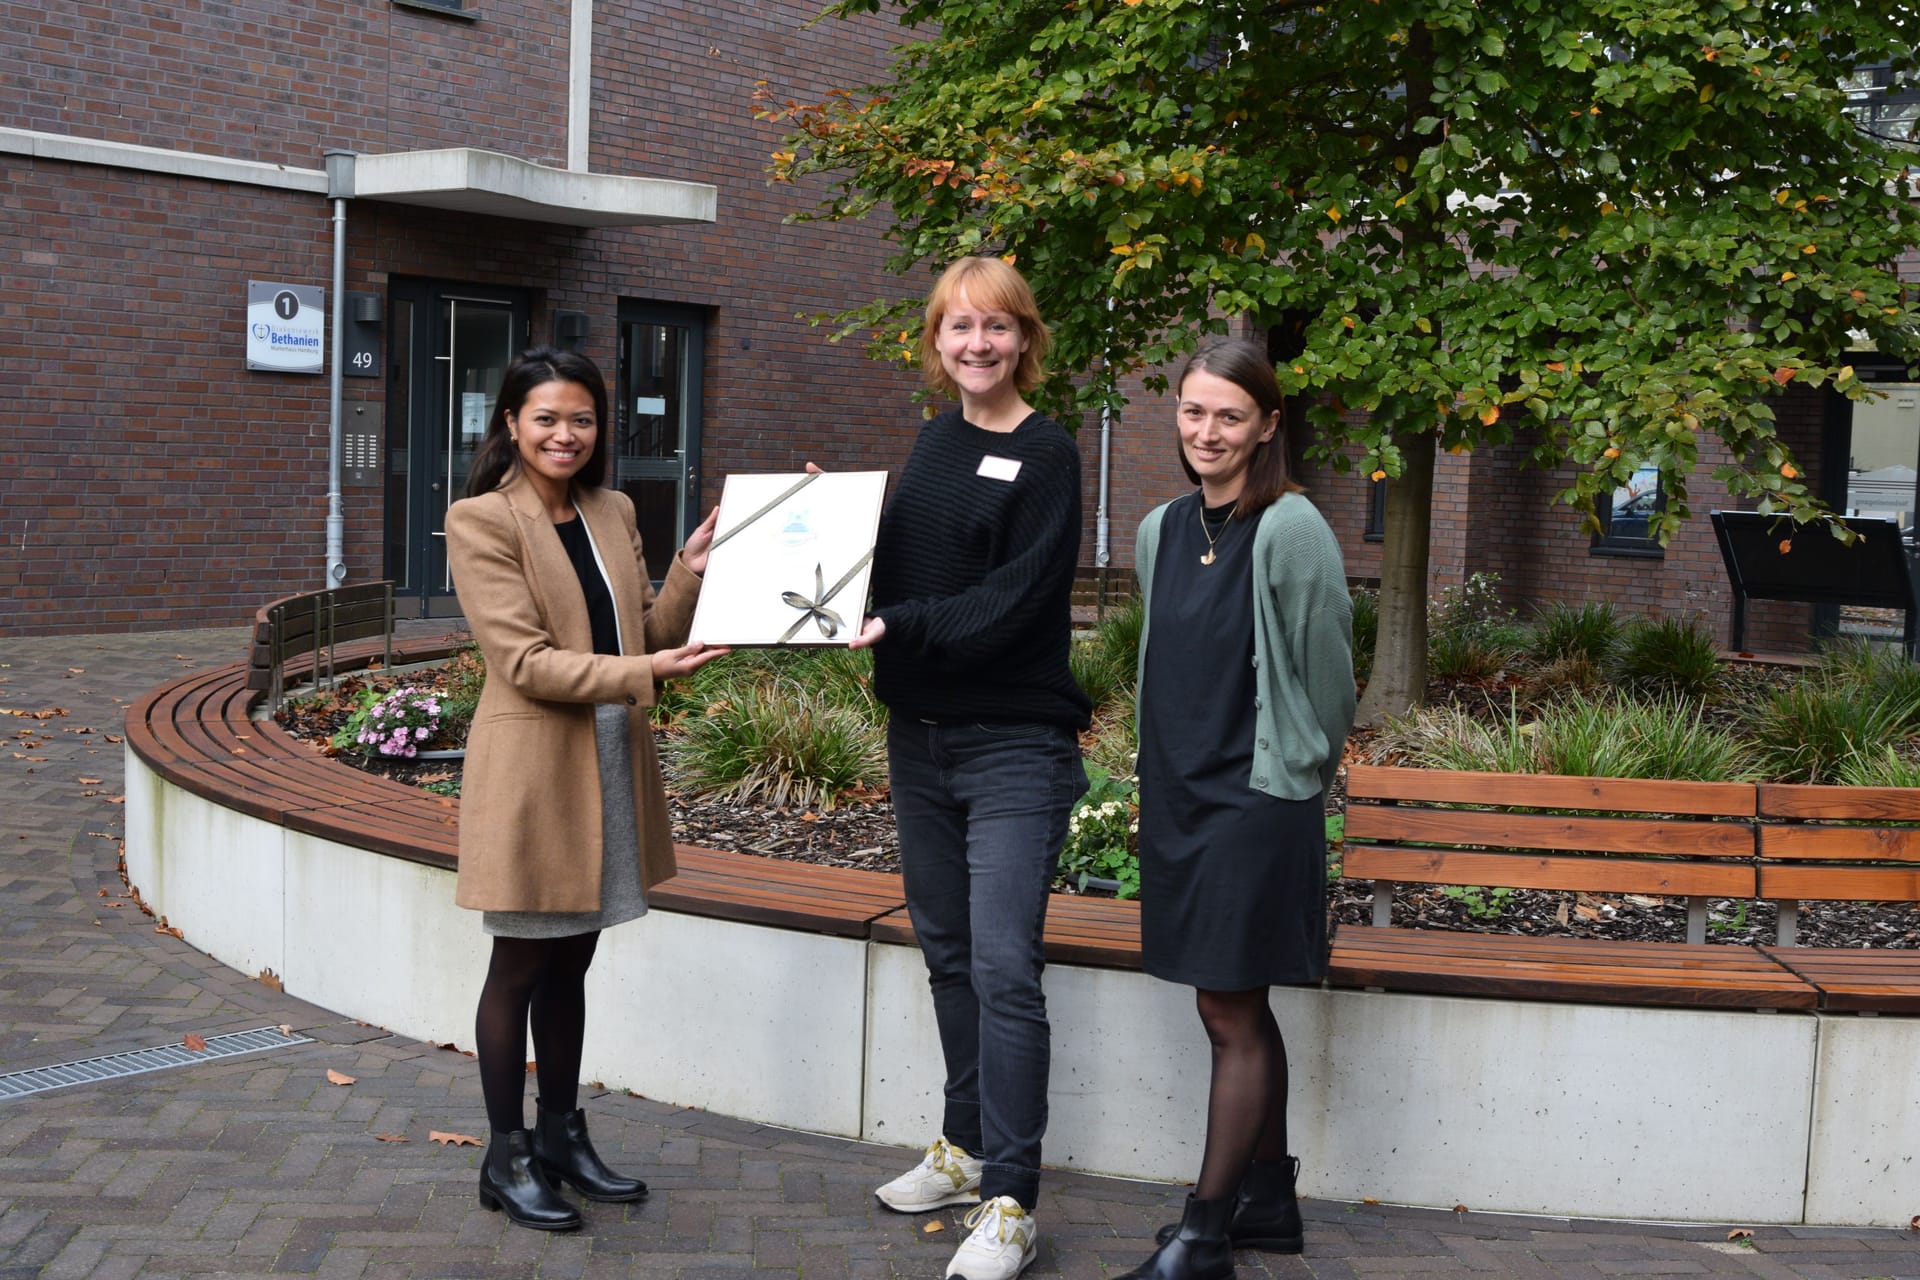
left=124, top=746, right=1919, bottom=1227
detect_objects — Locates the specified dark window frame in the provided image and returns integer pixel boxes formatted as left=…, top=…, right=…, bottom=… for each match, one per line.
left=393, top=0, right=476, bottom=19
left=1590, top=463, right=1667, bottom=559
left=1363, top=476, right=1386, bottom=542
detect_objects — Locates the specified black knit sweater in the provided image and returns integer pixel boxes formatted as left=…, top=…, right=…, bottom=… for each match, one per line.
left=870, top=408, right=1092, bottom=729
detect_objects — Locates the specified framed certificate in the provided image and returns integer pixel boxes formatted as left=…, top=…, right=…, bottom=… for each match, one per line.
left=687, top=471, right=889, bottom=646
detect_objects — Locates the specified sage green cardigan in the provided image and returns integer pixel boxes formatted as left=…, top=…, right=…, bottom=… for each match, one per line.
left=1135, top=491, right=1356, bottom=800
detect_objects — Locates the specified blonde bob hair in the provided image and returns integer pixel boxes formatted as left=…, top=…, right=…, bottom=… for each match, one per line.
left=920, top=256, right=1051, bottom=397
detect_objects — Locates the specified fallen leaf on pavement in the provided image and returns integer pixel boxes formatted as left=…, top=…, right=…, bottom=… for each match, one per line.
left=430, top=1131, right=482, bottom=1147
left=922, top=1221, right=944, bottom=1234
left=183, top=1033, right=208, bottom=1052
left=327, top=1069, right=356, bottom=1086
left=374, top=1133, right=411, bottom=1143
left=257, top=970, right=284, bottom=991
left=278, top=1024, right=295, bottom=1036
left=1727, top=1228, right=1753, bottom=1241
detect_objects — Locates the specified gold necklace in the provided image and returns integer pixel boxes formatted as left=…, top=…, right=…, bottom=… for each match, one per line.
left=1199, top=502, right=1236, bottom=565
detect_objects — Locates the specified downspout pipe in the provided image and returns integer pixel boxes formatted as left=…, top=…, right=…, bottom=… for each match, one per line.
left=1093, top=298, right=1115, bottom=614
left=323, top=150, right=355, bottom=588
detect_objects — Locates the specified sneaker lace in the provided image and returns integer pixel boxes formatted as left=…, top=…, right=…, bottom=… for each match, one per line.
left=925, top=1137, right=965, bottom=1175
left=962, top=1197, right=1027, bottom=1243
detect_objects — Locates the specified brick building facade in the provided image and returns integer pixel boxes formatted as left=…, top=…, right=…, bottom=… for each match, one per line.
left=4, top=1, right=1915, bottom=656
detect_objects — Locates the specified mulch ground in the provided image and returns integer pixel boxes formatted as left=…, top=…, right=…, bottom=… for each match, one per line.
left=276, top=665, right=1920, bottom=949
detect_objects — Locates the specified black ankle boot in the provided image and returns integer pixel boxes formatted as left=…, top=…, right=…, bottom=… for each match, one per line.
left=1228, top=1156, right=1303, bottom=1251
left=1121, top=1194, right=1235, bottom=1280
left=477, top=1129, right=582, bottom=1231
left=533, top=1101, right=648, bottom=1203
left=1155, top=1155, right=1304, bottom=1253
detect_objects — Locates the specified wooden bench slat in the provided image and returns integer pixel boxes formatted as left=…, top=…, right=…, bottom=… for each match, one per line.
left=1346, top=805, right=1756, bottom=858
left=1342, top=846, right=1755, bottom=898
left=1758, top=946, right=1920, bottom=1013
left=1345, top=764, right=1757, bottom=816
left=1759, top=825, right=1920, bottom=863
left=1758, top=864, right=1920, bottom=902
left=1329, top=925, right=1815, bottom=1009
left=1759, top=783, right=1920, bottom=821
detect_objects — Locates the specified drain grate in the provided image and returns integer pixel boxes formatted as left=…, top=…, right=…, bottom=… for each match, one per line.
left=0, top=1026, right=315, bottom=1100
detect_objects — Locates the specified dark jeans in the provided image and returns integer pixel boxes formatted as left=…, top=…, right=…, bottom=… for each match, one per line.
left=886, top=718, right=1088, bottom=1211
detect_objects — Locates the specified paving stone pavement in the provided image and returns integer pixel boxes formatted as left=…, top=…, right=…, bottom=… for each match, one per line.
left=0, top=625, right=1916, bottom=1279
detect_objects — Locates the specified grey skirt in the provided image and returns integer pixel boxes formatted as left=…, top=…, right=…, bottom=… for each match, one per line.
left=483, top=703, right=649, bottom=938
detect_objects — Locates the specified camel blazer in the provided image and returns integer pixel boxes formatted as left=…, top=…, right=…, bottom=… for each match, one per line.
left=445, top=470, right=700, bottom=912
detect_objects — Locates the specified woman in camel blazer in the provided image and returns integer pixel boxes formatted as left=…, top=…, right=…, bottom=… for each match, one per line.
left=445, top=346, right=724, bottom=1233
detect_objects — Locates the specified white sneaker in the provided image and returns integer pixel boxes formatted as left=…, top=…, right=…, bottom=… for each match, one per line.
left=873, top=1137, right=983, bottom=1213
left=945, top=1195, right=1038, bottom=1280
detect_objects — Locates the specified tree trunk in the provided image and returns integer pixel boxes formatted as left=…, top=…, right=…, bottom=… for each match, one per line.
left=1355, top=427, right=1436, bottom=726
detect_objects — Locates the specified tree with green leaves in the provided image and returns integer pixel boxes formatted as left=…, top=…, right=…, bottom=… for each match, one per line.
left=759, top=0, right=1920, bottom=722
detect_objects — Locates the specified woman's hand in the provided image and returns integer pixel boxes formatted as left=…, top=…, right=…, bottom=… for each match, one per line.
left=683, top=506, right=721, bottom=575
left=849, top=616, right=886, bottom=650
left=651, top=641, right=729, bottom=682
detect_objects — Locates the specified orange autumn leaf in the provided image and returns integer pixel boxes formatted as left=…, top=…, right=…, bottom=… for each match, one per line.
left=1781, top=463, right=1799, bottom=479
left=1478, top=405, right=1500, bottom=426
left=430, top=1130, right=483, bottom=1147
left=1545, top=361, right=1566, bottom=372
left=183, top=1033, right=208, bottom=1052
left=1370, top=469, right=1387, bottom=482
left=374, top=1133, right=411, bottom=1143
left=1603, top=447, right=1621, bottom=458
left=327, top=1069, right=356, bottom=1086
left=923, top=1220, right=946, bottom=1234
left=1778, top=539, right=1793, bottom=554
left=1773, top=366, right=1796, bottom=384
left=257, top=969, right=284, bottom=991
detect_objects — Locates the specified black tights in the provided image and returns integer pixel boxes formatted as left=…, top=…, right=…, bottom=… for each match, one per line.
left=476, top=931, right=601, bottom=1133
left=1192, top=987, right=1289, bottom=1201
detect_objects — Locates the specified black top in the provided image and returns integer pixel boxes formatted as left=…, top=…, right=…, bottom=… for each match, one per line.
left=869, top=408, right=1091, bottom=729
left=554, top=516, right=619, bottom=657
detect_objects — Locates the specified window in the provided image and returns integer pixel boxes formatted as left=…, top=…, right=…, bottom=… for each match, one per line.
left=1844, top=63, right=1920, bottom=149
left=393, top=0, right=475, bottom=18
left=1591, top=463, right=1665, bottom=557
left=1363, top=476, right=1386, bottom=542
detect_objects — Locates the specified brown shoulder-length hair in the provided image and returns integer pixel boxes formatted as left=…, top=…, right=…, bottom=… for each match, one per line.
left=1175, top=339, right=1304, bottom=517
left=464, top=346, right=612, bottom=499
left=919, top=256, right=1051, bottom=397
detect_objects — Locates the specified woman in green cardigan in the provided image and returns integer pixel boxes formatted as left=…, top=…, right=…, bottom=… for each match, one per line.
left=1121, top=339, right=1355, bottom=1280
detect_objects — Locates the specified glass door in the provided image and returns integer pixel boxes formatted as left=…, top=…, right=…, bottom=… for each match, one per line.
left=616, top=302, right=706, bottom=580
left=386, top=280, right=529, bottom=614
left=1840, top=381, right=1920, bottom=645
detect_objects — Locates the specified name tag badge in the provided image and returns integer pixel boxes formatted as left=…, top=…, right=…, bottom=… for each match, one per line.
left=977, top=454, right=1023, bottom=482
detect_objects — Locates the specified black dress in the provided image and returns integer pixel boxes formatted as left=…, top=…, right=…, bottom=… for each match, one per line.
left=1137, top=493, right=1328, bottom=989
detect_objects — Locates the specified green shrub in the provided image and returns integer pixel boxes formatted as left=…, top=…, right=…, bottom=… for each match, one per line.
left=1814, top=635, right=1920, bottom=710
left=1614, top=698, right=1757, bottom=782
left=670, top=679, right=886, bottom=810
left=1747, top=677, right=1920, bottom=783
left=1349, top=586, right=1379, bottom=683
left=1836, top=744, right=1920, bottom=788
left=1072, top=594, right=1144, bottom=714
left=1529, top=600, right=1623, bottom=665
left=1428, top=627, right=1520, bottom=682
left=1611, top=616, right=1722, bottom=701
left=1377, top=701, right=1538, bottom=773
left=1521, top=650, right=1605, bottom=701
left=1532, top=695, right=1653, bottom=778
left=1082, top=707, right=1138, bottom=783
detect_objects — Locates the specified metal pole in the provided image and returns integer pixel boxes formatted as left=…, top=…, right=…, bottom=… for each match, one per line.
left=323, top=151, right=355, bottom=588
left=1093, top=298, right=1115, bottom=617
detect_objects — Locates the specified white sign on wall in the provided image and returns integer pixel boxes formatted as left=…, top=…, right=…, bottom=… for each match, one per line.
left=246, top=281, right=326, bottom=373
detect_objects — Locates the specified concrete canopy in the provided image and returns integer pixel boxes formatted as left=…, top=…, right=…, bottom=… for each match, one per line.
left=332, top=147, right=716, bottom=228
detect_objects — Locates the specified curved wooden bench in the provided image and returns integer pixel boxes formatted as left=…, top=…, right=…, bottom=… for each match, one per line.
left=128, top=651, right=1918, bottom=1013
left=126, top=648, right=1143, bottom=955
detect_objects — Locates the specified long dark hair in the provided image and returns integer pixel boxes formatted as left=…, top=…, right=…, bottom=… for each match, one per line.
left=464, top=346, right=612, bottom=499
left=1175, top=339, right=1303, bottom=517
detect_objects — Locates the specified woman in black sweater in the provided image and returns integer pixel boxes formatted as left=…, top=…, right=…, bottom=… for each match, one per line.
left=854, top=256, right=1090, bottom=1280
